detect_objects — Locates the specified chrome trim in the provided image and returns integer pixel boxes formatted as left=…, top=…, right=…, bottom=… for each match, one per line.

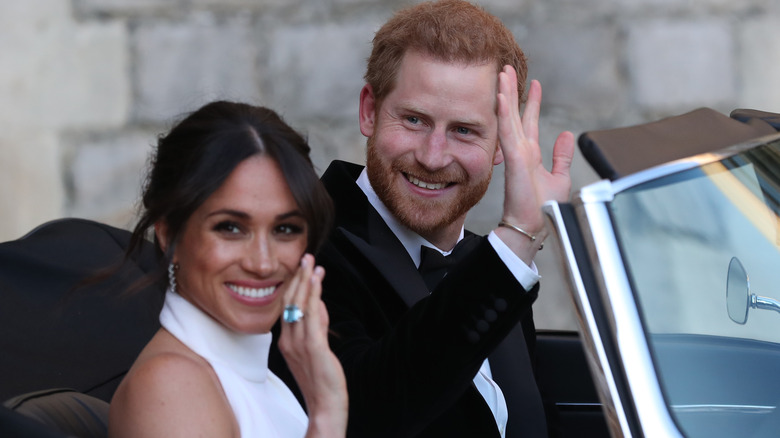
left=752, top=294, right=780, bottom=314
left=671, top=404, right=776, bottom=414
left=543, top=201, right=631, bottom=437
left=577, top=198, right=684, bottom=437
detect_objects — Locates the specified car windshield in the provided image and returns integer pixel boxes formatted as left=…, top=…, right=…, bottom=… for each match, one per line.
left=609, top=138, right=780, bottom=437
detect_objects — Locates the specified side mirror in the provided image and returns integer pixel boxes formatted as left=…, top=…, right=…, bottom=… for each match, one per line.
left=727, top=257, right=749, bottom=324
left=727, top=256, right=780, bottom=324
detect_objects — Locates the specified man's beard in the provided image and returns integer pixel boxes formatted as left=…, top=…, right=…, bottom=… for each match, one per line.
left=365, top=135, right=492, bottom=237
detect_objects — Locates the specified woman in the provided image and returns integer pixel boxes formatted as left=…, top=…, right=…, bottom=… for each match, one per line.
left=108, top=101, right=347, bottom=437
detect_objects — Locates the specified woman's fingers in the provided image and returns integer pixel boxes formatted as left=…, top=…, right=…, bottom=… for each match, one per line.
left=303, top=266, right=326, bottom=338
left=283, top=254, right=314, bottom=325
left=277, top=258, right=346, bottom=427
left=280, top=256, right=330, bottom=362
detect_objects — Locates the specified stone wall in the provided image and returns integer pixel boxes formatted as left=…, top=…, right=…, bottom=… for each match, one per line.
left=2, top=0, right=779, bottom=329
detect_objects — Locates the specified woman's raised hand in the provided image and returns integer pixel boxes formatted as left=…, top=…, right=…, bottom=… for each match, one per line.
left=279, top=254, right=348, bottom=438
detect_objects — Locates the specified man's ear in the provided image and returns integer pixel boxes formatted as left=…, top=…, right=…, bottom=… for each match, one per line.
left=154, top=221, right=171, bottom=257
left=359, top=84, right=377, bottom=138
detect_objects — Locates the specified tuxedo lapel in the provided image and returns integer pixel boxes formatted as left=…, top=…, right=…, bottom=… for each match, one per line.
left=323, top=161, right=430, bottom=308
left=340, top=225, right=429, bottom=308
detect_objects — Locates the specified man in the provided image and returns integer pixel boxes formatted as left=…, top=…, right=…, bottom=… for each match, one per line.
left=316, top=1, right=574, bottom=436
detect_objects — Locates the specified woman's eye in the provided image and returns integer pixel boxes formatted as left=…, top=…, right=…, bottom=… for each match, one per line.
left=275, top=224, right=305, bottom=236
left=214, top=221, right=242, bottom=234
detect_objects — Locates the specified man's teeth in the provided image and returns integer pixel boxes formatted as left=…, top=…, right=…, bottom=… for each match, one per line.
left=407, top=175, right=446, bottom=190
left=228, top=284, right=275, bottom=298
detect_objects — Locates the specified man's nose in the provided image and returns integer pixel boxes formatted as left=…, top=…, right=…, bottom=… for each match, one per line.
left=415, top=128, right=451, bottom=171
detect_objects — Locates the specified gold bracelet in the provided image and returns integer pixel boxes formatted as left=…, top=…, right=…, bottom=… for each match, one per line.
left=498, top=221, right=544, bottom=250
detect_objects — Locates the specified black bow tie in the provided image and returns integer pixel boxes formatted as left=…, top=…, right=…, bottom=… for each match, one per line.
left=418, top=235, right=478, bottom=291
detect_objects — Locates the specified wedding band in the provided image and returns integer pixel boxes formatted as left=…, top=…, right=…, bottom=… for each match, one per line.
left=283, top=304, right=304, bottom=323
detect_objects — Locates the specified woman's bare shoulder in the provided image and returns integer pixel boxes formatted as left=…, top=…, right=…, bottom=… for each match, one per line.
left=108, top=329, right=238, bottom=438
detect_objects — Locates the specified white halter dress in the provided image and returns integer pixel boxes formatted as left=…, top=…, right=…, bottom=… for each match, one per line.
left=159, top=290, right=308, bottom=437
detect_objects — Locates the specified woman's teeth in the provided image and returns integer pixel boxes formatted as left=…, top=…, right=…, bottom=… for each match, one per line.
left=228, top=284, right=275, bottom=298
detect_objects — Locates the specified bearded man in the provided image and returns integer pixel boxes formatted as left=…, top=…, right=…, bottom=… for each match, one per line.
left=310, top=1, right=573, bottom=437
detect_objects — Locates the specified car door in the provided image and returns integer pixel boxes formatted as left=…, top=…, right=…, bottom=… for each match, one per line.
left=545, top=132, right=780, bottom=437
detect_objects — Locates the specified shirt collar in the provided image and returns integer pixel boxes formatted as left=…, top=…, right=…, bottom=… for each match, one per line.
left=356, top=168, right=464, bottom=268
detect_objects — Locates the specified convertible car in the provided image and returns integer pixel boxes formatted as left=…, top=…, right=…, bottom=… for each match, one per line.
left=1, top=107, right=779, bottom=437
left=545, top=107, right=780, bottom=437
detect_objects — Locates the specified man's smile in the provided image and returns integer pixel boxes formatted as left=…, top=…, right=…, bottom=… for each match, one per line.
left=404, top=173, right=452, bottom=190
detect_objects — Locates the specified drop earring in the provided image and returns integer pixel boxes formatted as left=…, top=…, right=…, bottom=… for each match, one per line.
left=168, top=262, right=179, bottom=293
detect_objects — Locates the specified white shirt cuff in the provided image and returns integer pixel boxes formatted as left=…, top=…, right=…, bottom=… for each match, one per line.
left=487, top=231, right=540, bottom=291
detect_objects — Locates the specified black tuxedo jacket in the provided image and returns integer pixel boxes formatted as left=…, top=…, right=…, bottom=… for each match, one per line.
left=312, top=160, right=548, bottom=437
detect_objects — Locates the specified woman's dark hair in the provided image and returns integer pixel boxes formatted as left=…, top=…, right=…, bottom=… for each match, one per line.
left=126, top=101, right=333, bottom=288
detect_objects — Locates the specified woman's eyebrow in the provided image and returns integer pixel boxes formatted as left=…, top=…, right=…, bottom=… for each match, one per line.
left=205, top=209, right=303, bottom=221
left=206, top=209, right=250, bottom=219
left=276, top=210, right=304, bottom=220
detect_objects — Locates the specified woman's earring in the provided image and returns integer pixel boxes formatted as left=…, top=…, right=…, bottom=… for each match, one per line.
left=168, top=262, right=179, bottom=293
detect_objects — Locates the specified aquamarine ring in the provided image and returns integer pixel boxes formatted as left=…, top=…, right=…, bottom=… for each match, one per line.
left=283, top=304, right=304, bottom=323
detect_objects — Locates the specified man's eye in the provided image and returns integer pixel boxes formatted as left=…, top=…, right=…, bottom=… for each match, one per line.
left=406, top=116, right=420, bottom=124
left=455, top=126, right=471, bottom=135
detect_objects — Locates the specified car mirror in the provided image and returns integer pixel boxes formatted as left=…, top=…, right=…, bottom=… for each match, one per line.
left=726, top=257, right=749, bottom=324
left=727, top=256, right=780, bottom=324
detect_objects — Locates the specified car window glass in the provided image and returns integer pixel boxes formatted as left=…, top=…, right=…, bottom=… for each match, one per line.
left=609, top=140, right=780, bottom=438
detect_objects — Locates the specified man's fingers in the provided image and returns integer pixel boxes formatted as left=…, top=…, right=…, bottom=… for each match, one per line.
left=551, top=131, right=575, bottom=178
left=496, top=66, right=524, bottom=159
left=521, top=79, right=541, bottom=143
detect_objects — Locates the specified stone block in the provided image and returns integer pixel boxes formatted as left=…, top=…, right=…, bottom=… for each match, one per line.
left=479, top=0, right=533, bottom=15
left=264, top=21, right=378, bottom=122
left=615, top=0, right=693, bottom=11
left=188, top=0, right=290, bottom=8
left=0, top=1, right=129, bottom=130
left=65, top=130, right=152, bottom=230
left=332, top=0, right=386, bottom=6
left=622, top=0, right=765, bottom=13
left=63, top=22, right=131, bottom=128
left=301, top=122, right=367, bottom=175
left=522, top=23, right=625, bottom=120
left=73, top=0, right=179, bottom=16
left=525, top=0, right=617, bottom=19
left=628, top=19, right=736, bottom=111
left=0, top=132, right=64, bottom=242
left=738, top=16, right=780, bottom=112
left=132, top=12, right=261, bottom=123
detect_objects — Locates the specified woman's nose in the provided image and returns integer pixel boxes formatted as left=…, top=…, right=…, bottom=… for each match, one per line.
left=244, top=237, right=277, bottom=276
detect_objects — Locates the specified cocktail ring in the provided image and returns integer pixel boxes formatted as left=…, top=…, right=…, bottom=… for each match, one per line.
left=283, top=304, right=304, bottom=323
